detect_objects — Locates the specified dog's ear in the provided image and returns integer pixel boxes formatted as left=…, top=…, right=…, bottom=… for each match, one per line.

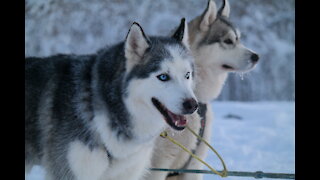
left=200, top=0, right=217, bottom=32
left=218, top=0, right=230, bottom=18
left=125, top=22, right=150, bottom=70
left=172, top=18, right=189, bottom=49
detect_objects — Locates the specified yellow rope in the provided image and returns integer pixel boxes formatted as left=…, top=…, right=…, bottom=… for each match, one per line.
left=160, top=126, right=228, bottom=177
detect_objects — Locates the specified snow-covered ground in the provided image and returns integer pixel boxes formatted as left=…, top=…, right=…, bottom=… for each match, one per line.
left=25, top=101, right=295, bottom=180
left=204, top=101, right=295, bottom=180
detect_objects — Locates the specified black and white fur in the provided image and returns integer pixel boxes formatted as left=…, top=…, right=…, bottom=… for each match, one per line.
left=25, top=19, right=198, bottom=180
left=149, top=1, right=260, bottom=180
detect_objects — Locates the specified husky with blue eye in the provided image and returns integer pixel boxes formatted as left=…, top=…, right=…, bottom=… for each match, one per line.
left=25, top=18, right=198, bottom=180
left=149, top=0, right=260, bottom=180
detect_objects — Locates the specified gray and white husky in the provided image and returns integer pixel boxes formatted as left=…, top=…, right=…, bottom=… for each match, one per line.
left=25, top=19, right=199, bottom=180
left=149, top=0, right=259, bottom=180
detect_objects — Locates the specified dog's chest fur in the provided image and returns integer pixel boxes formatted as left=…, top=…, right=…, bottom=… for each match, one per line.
left=67, top=139, right=154, bottom=180
left=59, top=95, right=158, bottom=180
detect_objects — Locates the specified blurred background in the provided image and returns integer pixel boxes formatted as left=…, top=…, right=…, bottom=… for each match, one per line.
left=25, top=0, right=295, bottom=102
left=25, top=0, right=295, bottom=179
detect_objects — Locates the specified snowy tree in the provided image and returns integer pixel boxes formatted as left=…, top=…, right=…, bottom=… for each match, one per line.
left=25, top=0, right=295, bottom=101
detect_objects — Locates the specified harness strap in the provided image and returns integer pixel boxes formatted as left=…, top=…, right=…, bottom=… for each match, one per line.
left=195, top=103, right=208, bottom=146
left=167, top=102, right=207, bottom=177
left=160, top=127, right=228, bottom=178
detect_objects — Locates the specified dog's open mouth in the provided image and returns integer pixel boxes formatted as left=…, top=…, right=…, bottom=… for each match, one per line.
left=151, top=98, right=187, bottom=131
left=222, top=64, right=234, bottom=70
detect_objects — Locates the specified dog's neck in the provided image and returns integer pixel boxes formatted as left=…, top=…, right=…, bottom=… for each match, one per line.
left=187, top=20, right=229, bottom=103
left=91, top=86, right=161, bottom=159
left=193, top=58, right=228, bottom=103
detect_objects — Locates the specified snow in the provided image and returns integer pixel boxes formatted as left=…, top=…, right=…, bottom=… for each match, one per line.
left=203, top=101, right=295, bottom=180
left=26, top=166, right=44, bottom=180
left=25, top=101, right=295, bottom=180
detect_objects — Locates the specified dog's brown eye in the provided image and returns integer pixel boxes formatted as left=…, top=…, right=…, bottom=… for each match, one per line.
left=224, top=39, right=233, bottom=44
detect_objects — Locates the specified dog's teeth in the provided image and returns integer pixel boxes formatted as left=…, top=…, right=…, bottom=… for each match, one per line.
left=175, top=121, right=179, bottom=126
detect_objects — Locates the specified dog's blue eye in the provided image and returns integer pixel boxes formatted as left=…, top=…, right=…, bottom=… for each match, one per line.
left=157, top=74, right=170, bottom=81
left=185, top=72, right=190, bottom=79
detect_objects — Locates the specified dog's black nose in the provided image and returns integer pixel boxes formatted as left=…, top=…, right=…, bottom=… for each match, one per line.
left=251, top=53, right=259, bottom=63
left=183, top=98, right=198, bottom=114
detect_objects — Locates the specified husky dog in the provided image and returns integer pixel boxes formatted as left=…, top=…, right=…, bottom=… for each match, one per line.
left=25, top=19, right=199, bottom=180
left=149, top=0, right=259, bottom=180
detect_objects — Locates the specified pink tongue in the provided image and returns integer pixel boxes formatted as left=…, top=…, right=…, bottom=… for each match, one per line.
left=168, top=111, right=187, bottom=126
